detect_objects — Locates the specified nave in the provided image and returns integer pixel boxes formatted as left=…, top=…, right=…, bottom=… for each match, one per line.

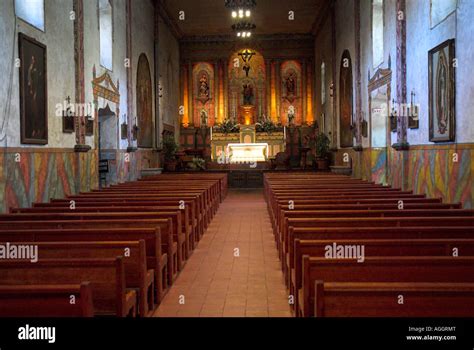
left=155, top=190, right=291, bottom=317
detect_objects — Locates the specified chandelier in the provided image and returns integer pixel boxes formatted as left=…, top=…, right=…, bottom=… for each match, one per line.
left=225, top=0, right=257, bottom=38
left=232, top=21, right=256, bottom=38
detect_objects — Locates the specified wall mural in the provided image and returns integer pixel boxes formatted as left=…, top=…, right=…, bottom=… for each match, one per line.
left=339, top=50, right=354, bottom=148
left=280, top=60, right=302, bottom=125
left=136, top=53, right=153, bottom=148
left=228, top=50, right=266, bottom=121
left=193, top=62, right=215, bottom=126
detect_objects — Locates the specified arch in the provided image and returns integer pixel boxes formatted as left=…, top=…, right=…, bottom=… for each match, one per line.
left=136, top=53, right=153, bottom=148
left=339, top=50, right=354, bottom=148
left=228, top=49, right=266, bottom=122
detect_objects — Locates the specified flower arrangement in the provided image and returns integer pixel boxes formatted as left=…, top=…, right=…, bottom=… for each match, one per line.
left=213, top=118, right=240, bottom=134
left=255, top=115, right=283, bottom=133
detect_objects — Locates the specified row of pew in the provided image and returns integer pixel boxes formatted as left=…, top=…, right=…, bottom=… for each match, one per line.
left=0, top=173, right=228, bottom=317
left=264, top=173, right=474, bottom=317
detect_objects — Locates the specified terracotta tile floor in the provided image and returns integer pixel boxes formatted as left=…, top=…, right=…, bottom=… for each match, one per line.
left=153, top=189, right=291, bottom=317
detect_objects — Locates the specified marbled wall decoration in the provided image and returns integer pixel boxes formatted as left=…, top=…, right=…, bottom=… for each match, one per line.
left=407, top=146, right=472, bottom=208
left=0, top=150, right=98, bottom=212
left=352, top=145, right=472, bottom=208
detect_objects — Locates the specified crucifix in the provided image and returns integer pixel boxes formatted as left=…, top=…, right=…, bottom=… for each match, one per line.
left=239, top=49, right=255, bottom=77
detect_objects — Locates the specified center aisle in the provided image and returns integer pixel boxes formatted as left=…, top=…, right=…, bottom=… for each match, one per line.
left=154, top=189, right=291, bottom=317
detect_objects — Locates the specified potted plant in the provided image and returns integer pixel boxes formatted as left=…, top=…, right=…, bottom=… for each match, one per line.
left=162, top=135, right=179, bottom=172
left=314, top=132, right=331, bottom=171
left=188, top=157, right=206, bottom=171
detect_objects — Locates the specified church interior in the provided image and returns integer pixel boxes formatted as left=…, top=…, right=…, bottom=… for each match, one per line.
left=0, top=0, right=473, bottom=321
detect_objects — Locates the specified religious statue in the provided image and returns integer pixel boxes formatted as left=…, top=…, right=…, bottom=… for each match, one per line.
left=242, top=84, right=254, bottom=105
left=200, top=109, right=208, bottom=127
left=198, top=74, right=210, bottom=100
left=243, top=63, right=251, bottom=77
left=285, top=72, right=296, bottom=96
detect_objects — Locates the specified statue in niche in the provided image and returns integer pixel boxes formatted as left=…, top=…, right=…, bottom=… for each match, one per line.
left=198, top=73, right=210, bottom=102
left=242, top=83, right=254, bottom=105
left=200, top=109, right=208, bottom=127
left=285, top=72, right=296, bottom=96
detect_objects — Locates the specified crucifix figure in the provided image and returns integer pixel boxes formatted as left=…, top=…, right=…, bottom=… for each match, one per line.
left=239, top=49, right=255, bottom=77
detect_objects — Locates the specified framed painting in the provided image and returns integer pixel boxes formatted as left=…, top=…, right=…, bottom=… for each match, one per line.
left=429, top=39, right=455, bottom=143
left=19, top=33, right=48, bottom=144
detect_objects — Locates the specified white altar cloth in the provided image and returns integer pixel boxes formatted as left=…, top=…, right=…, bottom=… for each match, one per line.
left=227, top=143, right=268, bottom=163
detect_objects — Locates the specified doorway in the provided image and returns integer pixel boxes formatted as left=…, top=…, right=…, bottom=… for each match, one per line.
left=98, top=104, right=117, bottom=187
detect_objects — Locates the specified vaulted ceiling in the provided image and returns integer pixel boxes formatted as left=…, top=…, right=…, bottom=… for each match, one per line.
left=157, top=0, right=332, bottom=38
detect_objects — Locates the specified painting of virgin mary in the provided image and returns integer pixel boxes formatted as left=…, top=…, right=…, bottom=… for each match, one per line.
left=429, top=39, right=455, bottom=142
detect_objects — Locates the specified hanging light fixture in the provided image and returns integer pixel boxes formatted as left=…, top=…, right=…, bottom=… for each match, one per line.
left=232, top=22, right=256, bottom=39
left=226, top=0, right=256, bottom=39
left=225, top=0, right=257, bottom=17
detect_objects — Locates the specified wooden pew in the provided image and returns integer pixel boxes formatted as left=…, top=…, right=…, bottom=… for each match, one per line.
left=269, top=197, right=444, bottom=226
left=63, top=195, right=205, bottom=237
left=40, top=199, right=199, bottom=245
left=291, top=238, right=474, bottom=310
left=282, top=216, right=474, bottom=262
left=273, top=203, right=463, bottom=237
left=0, top=217, right=179, bottom=285
left=82, top=188, right=213, bottom=225
left=300, top=256, right=474, bottom=317
left=8, top=240, right=154, bottom=316
left=279, top=210, right=474, bottom=259
left=0, top=283, right=95, bottom=317
left=314, top=282, right=474, bottom=317
left=0, top=257, right=136, bottom=317
left=1, top=211, right=186, bottom=270
left=0, top=227, right=167, bottom=303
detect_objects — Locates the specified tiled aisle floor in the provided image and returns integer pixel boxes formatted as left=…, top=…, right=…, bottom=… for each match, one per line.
left=153, top=189, right=291, bottom=317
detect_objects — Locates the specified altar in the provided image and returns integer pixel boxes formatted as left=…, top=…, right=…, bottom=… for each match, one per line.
left=211, top=125, right=285, bottom=164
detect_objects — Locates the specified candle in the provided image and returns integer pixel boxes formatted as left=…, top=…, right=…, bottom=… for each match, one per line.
left=210, top=126, right=213, bottom=141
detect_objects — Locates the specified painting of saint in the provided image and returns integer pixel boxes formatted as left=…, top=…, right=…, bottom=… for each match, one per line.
left=136, top=54, right=153, bottom=148
left=429, top=39, right=455, bottom=142
left=19, top=33, right=48, bottom=144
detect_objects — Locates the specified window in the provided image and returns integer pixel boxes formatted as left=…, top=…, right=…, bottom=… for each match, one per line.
left=321, top=62, right=326, bottom=106
left=372, top=0, right=384, bottom=68
left=99, top=0, right=113, bottom=70
left=431, top=0, right=457, bottom=28
left=15, top=0, right=45, bottom=31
